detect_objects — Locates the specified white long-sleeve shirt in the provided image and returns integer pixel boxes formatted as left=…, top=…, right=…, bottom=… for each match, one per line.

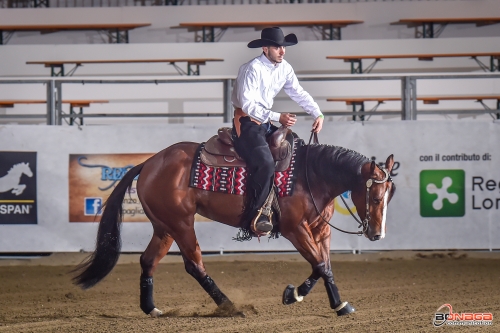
left=231, top=53, right=322, bottom=123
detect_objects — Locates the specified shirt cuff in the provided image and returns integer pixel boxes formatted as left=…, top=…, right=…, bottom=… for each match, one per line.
left=311, top=109, right=323, bottom=119
left=270, top=111, right=281, bottom=122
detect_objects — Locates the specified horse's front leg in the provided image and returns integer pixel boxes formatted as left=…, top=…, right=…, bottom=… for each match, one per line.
left=280, top=220, right=325, bottom=305
left=313, top=222, right=356, bottom=316
left=281, top=220, right=355, bottom=316
left=282, top=220, right=329, bottom=306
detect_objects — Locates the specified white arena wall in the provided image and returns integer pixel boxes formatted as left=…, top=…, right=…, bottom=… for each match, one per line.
left=0, top=121, right=499, bottom=253
left=0, top=0, right=499, bottom=45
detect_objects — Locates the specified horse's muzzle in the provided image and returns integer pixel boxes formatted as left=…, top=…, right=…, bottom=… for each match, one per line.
left=370, top=235, right=381, bottom=241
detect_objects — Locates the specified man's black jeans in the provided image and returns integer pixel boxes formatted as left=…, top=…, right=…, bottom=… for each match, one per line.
left=232, top=116, right=277, bottom=224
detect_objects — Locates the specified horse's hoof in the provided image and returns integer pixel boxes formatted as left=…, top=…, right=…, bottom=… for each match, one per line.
left=149, top=308, right=163, bottom=318
left=282, top=284, right=303, bottom=305
left=335, top=302, right=355, bottom=316
left=219, top=300, right=235, bottom=311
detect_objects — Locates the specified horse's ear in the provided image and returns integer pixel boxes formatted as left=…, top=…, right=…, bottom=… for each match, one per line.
left=370, top=161, right=376, bottom=175
left=385, top=155, right=394, bottom=172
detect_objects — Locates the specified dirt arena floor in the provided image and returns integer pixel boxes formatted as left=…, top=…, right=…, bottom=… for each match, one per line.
left=0, top=251, right=499, bottom=333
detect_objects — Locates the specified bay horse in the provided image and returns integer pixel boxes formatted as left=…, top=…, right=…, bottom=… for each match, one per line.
left=73, top=137, right=396, bottom=317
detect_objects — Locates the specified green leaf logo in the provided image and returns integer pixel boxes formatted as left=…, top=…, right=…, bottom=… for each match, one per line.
left=420, top=170, right=465, bottom=217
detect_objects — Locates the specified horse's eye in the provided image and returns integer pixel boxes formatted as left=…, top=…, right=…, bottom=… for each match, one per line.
left=373, top=198, right=381, bottom=204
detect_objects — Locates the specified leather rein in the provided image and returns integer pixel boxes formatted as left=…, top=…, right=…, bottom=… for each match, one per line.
left=305, top=132, right=392, bottom=236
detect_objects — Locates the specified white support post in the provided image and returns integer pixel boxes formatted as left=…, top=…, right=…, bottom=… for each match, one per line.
left=401, top=76, right=417, bottom=120
left=56, top=81, right=63, bottom=125
left=46, top=80, right=56, bottom=125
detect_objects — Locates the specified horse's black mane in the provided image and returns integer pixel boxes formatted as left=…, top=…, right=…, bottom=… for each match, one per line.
left=234, top=142, right=370, bottom=242
left=296, top=143, right=370, bottom=188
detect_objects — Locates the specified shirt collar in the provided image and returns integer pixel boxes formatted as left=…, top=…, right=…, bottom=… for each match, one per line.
left=259, top=53, right=280, bottom=70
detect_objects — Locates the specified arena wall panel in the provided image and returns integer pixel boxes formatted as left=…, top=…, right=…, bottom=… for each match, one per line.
left=0, top=121, right=498, bottom=252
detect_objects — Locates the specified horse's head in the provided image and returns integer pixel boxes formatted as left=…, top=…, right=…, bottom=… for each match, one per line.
left=15, top=162, right=33, bottom=178
left=351, top=155, right=396, bottom=241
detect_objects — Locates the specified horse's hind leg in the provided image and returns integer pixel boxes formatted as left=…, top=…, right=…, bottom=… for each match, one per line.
left=176, top=227, right=233, bottom=310
left=140, top=232, right=174, bottom=317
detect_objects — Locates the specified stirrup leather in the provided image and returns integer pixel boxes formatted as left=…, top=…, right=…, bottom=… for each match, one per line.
left=251, top=189, right=276, bottom=236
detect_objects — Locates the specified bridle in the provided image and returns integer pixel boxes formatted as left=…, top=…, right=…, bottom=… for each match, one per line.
left=305, top=132, right=393, bottom=236
left=339, top=167, right=392, bottom=235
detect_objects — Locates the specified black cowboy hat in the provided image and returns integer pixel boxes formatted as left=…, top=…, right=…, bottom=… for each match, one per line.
left=247, top=27, right=298, bottom=48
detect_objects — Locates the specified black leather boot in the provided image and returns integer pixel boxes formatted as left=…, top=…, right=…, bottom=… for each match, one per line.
left=255, top=212, right=273, bottom=232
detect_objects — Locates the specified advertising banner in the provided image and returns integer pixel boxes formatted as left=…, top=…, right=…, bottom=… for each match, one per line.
left=0, top=122, right=499, bottom=252
left=0, top=151, right=37, bottom=224
left=69, top=153, right=153, bottom=222
left=326, top=122, right=498, bottom=251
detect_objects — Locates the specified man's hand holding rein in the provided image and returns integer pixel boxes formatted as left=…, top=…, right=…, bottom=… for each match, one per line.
left=279, top=113, right=297, bottom=128
left=312, top=114, right=324, bottom=133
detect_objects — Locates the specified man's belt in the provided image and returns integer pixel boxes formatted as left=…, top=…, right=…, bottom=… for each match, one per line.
left=233, top=108, right=263, bottom=137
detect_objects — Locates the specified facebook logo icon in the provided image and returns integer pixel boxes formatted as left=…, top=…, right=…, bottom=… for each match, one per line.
left=84, top=197, right=103, bottom=216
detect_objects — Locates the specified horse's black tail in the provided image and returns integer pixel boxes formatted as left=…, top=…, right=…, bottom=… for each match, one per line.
left=72, top=162, right=145, bottom=290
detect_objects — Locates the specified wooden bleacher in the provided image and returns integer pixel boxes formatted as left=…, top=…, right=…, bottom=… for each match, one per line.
left=0, top=100, right=107, bottom=107
left=326, top=52, right=500, bottom=74
left=327, top=95, right=500, bottom=120
left=391, top=17, right=500, bottom=38
left=0, top=23, right=151, bottom=45
left=0, top=100, right=108, bottom=125
left=26, top=58, right=224, bottom=76
left=175, top=20, right=363, bottom=42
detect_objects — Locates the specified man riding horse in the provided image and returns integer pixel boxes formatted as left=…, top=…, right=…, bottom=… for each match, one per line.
left=231, top=27, right=325, bottom=235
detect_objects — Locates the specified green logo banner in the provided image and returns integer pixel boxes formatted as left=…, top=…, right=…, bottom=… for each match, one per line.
left=420, top=170, right=465, bottom=217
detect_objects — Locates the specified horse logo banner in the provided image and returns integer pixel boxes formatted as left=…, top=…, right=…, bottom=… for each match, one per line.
left=0, top=151, right=37, bottom=224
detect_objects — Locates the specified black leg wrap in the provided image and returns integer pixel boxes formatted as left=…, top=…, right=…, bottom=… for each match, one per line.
left=297, top=276, right=319, bottom=297
left=200, top=275, right=232, bottom=307
left=314, top=263, right=334, bottom=284
left=314, top=263, right=355, bottom=315
left=324, top=281, right=342, bottom=310
left=282, top=275, right=319, bottom=305
left=140, top=276, right=156, bottom=315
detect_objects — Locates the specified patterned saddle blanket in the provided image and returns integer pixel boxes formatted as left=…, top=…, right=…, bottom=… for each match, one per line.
left=189, top=138, right=301, bottom=197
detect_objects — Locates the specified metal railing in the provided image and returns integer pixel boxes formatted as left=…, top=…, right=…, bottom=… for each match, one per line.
left=0, top=0, right=458, bottom=8
left=0, top=73, right=499, bottom=125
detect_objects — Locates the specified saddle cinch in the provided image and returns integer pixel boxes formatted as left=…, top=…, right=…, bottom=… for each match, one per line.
left=201, top=126, right=295, bottom=172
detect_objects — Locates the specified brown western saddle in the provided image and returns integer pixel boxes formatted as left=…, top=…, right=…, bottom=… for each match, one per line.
left=200, top=126, right=295, bottom=172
